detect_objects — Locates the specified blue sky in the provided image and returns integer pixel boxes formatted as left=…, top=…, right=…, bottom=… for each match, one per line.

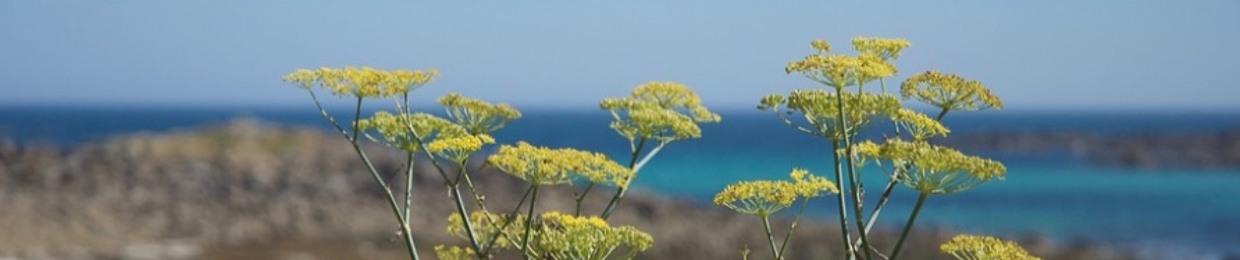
left=1, top=1, right=1238, bottom=111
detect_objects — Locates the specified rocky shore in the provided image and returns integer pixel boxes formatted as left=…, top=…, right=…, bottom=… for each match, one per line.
left=0, top=120, right=1128, bottom=259
left=942, top=129, right=1240, bottom=168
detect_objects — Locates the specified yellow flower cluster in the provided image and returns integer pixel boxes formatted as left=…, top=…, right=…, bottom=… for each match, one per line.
left=891, top=108, right=950, bottom=141
left=355, top=112, right=492, bottom=161
left=852, top=37, right=911, bottom=61
left=447, top=211, right=526, bottom=250
left=282, top=67, right=439, bottom=98
left=437, top=93, right=522, bottom=135
left=713, top=169, right=838, bottom=216
left=901, top=71, right=1003, bottom=112
left=534, top=211, right=654, bottom=259
left=785, top=39, right=898, bottom=88
left=760, top=90, right=901, bottom=140
left=853, top=139, right=1005, bottom=195
left=487, top=142, right=633, bottom=187
left=433, top=245, right=477, bottom=260
left=940, top=234, right=1041, bottom=260
left=601, top=82, right=721, bottom=143
left=427, top=134, right=496, bottom=162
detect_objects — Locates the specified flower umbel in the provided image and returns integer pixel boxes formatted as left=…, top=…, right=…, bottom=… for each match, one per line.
left=901, top=71, right=1003, bottom=112
left=890, top=108, right=950, bottom=141
left=854, top=139, right=1005, bottom=195
left=282, top=67, right=439, bottom=98
left=437, top=93, right=522, bottom=135
left=601, top=81, right=721, bottom=143
left=447, top=212, right=527, bottom=251
left=761, top=90, right=901, bottom=140
left=852, top=37, right=911, bottom=61
left=433, top=245, right=477, bottom=260
left=714, top=169, right=838, bottom=216
left=533, top=211, right=653, bottom=260
left=786, top=39, right=898, bottom=88
left=487, top=142, right=632, bottom=187
left=940, top=234, right=1041, bottom=260
left=355, top=112, right=469, bottom=153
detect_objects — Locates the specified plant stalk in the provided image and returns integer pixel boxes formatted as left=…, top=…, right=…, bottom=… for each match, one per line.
left=346, top=97, right=420, bottom=260
left=762, top=214, right=781, bottom=260
left=889, top=192, right=929, bottom=260
left=835, top=86, right=873, bottom=260
left=521, top=185, right=540, bottom=260
left=829, top=140, right=855, bottom=259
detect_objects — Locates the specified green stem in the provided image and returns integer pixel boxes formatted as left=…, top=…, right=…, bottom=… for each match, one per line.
left=890, top=193, right=929, bottom=260
left=575, top=182, right=595, bottom=216
left=402, top=152, right=415, bottom=225
left=521, top=185, right=541, bottom=260
left=450, top=184, right=483, bottom=254
left=777, top=198, right=810, bottom=257
left=935, top=107, right=950, bottom=122
left=345, top=97, right=420, bottom=260
left=481, top=185, right=533, bottom=255
left=863, top=178, right=898, bottom=235
left=829, top=140, right=855, bottom=259
left=762, top=214, right=781, bottom=260
left=835, top=87, right=872, bottom=260
left=601, top=139, right=666, bottom=220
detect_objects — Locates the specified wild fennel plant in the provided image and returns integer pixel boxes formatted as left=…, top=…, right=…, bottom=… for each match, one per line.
left=288, top=70, right=719, bottom=259
left=718, top=36, right=1035, bottom=260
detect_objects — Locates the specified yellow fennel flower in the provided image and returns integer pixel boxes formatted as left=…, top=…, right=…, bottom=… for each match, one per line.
left=854, top=139, right=1005, bottom=195
left=437, top=93, right=522, bottom=135
left=487, top=142, right=632, bottom=187
left=427, top=134, right=495, bottom=162
left=447, top=212, right=527, bottom=250
left=355, top=111, right=469, bottom=153
left=760, top=90, right=901, bottom=141
left=282, top=69, right=318, bottom=89
left=284, top=67, right=439, bottom=98
left=714, top=169, right=838, bottom=216
left=535, top=211, right=653, bottom=259
left=601, top=81, right=721, bottom=143
left=852, top=37, right=911, bottom=61
left=901, top=71, right=1003, bottom=112
left=940, top=234, right=1041, bottom=260
left=786, top=39, right=898, bottom=88
left=890, top=108, right=950, bottom=141
left=433, top=245, right=476, bottom=260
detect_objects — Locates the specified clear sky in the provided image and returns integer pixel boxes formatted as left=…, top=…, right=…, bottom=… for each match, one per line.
left=2, top=1, right=1238, bottom=111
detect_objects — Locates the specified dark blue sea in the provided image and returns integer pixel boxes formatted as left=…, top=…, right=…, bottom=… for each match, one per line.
left=3, top=105, right=1240, bottom=258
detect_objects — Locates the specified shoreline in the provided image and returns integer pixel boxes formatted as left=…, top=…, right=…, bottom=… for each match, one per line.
left=0, top=119, right=1148, bottom=259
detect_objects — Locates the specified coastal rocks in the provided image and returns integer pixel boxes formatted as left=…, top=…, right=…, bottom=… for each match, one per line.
left=941, top=129, right=1240, bottom=168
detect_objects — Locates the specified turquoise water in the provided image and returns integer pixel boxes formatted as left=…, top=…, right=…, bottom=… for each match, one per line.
left=3, top=106, right=1240, bottom=255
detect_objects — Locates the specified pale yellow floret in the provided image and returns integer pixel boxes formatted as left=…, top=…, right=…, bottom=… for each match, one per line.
left=940, top=234, right=1041, bottom=260
left=355, top=112, right=471, bottom=154
left=714, top=169, right=837, bottom=216
left=786, top=38, right=902, bottom=88
left=447, top=212, right=526, bottom=250
left=761, top=90, right=901, bottom=140
left=283, top=67, right=439, bottom=98
left=437, top=93, right=522, bottom=135
left=486, top=142, right=632, bottom=187
left=433, top=245, right=477, bottom=260
left=890, top=109, right=950, bottom=141
left=854, top=139, right=1006, bottom=195
left=901, top=71, right=1004, bottom=112
left=535, top=211, right=653, bottom=259
left=852, top=37, right=911, bottom=61
left=601, top=82, right=721, bottom=143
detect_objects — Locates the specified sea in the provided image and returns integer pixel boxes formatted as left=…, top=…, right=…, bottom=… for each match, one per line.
left=2, top=105, right=1239, bottom=258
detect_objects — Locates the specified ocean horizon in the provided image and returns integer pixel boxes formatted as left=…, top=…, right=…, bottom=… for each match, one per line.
left=2, top=105, right=1239, bottom=257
